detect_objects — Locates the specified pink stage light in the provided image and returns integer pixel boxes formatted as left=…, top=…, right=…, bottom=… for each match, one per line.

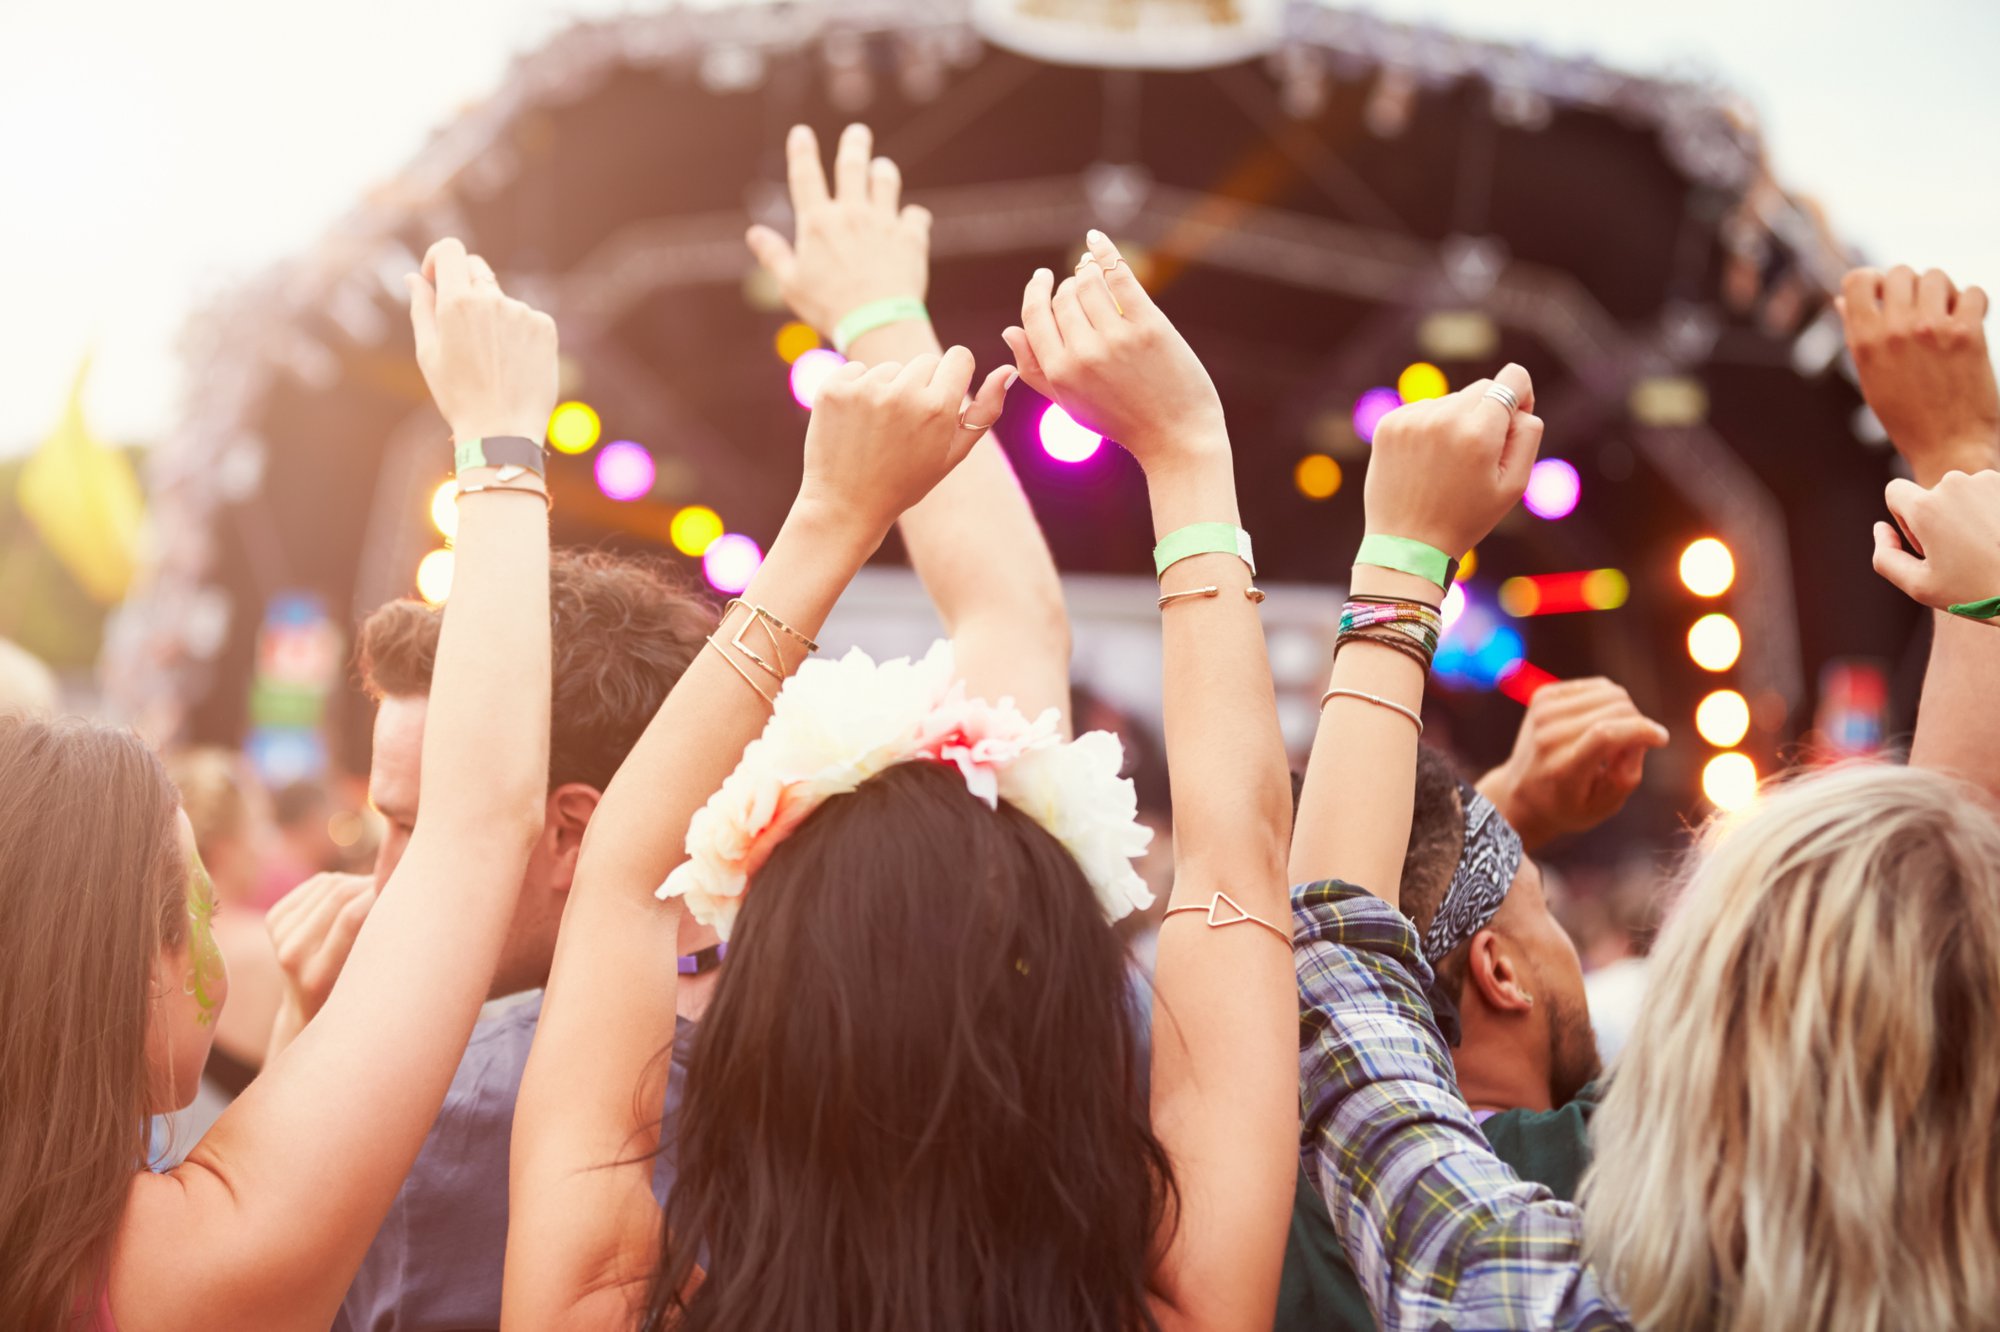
left=702, top=533, right=763, bottom=594
left=1352, top=387, right=1401, bottom=443
left=1039, top=403, right=1103, bottom=463
left=789, top=349, right=846, bottom=409
left=594, top=440, right=656, bottom=502
left=1442, top=581, right=1467, bottom=629
left=1523, top=459, right=1581, bottom=520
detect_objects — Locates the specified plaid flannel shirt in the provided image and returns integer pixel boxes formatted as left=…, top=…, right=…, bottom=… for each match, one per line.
left=1293, top=879, right=1631, bottom=1331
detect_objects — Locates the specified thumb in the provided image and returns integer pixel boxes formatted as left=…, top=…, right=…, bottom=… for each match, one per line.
left=744, top=224, right=796, bottom=284
left=407, top=272, right=438, bottom=355
left=1500, top=412, right=1545, bottom=499
left=1871, top=520, right=1934, bottom=604
left=1000, top=326, right=1055, bottom=402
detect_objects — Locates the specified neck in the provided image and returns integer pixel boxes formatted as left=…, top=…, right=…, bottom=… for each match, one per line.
left=1451, top=1032, right=1554, bottom=1114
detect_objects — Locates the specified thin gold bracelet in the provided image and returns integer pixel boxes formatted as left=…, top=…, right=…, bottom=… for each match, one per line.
left=704, top=636, right=776, bottom=707
left=1158, top=585, right=1220, bottom=609
left=1161, top=891, right=1290, bottom=944
left=1318, top=687, right=1424, bottom=734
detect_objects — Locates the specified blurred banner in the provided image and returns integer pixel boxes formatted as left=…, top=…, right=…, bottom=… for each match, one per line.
left=974, top=0, right=1282, bottom=68
left=16, top=360, right=145, bottom=605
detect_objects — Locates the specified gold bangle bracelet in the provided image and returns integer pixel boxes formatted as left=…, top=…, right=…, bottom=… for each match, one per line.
left=1161, top=891, right=1290, bottom=944
left=1318, top=687, right=1424, bottom=734
left=1158, top=585, right=1221, bottom=609
left=454, top=480, right=552, bottom=510
left=704, top=636, right=776, bottom=707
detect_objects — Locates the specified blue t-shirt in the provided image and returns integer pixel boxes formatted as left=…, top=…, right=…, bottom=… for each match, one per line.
left=335, top=993, right=694, bottom=1332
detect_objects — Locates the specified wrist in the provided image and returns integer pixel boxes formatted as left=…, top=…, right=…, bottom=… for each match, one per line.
left=843, top=317, right=941, bottom=366
left=1348, top=564, right=1447, bottom=604
left=1476, top=766, right=1555, bottom=851
left=1146, top=449, right=1239, bottom=535
left=1911, top=437, right=2000, bottom=487
left=783, top=495, right=888, bottom=563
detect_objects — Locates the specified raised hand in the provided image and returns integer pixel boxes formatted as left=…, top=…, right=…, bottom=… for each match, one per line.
left=1872, top=471, right=2000, bottom=615
left=408, top=239, right=559, bottom=443
left=1005, top=231, right=1227, bottom=473
left=266, top=872, right=377, bottom=1028
left=795, top=348, right=1014, bottom=542
left=1839, top=266, right=1998, bottom=487
left=1477, top=679, right=1671, bottom=851
left=1364, top=365, right=1543, bottom=559
left=747, top=124, right=931, bottom=341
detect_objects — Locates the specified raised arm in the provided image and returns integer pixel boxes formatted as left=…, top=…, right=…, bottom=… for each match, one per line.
left=749, top=124, right=1067, bottom=723
left=116, top=242, right=554, bottom=1332
left=1011, top=233, right=1294, bottom=1329
left=504, top=349, right=1011, bottom=1331
left=1288, top=367, right=1542, bottom=903
left=1840, top=266, right=2000, bottom=798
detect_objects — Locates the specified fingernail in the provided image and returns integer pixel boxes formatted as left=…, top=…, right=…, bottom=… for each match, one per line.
left=1034, top=268, right=1052, bottom=283
left=1002, top=368, right=1020, bottom=390
left=1079, top=253, right=1098, bottom=267
left=1087, top=229, right=1109, bottom=245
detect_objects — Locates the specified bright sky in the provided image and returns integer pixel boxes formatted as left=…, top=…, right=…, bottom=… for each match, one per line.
left=2, top=0, right=1994, bottom=455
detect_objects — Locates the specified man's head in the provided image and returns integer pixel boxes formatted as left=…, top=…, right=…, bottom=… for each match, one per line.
left=1400, top=745, right=1599, bottom=1111
left=359, top=548, right=713, bottom=998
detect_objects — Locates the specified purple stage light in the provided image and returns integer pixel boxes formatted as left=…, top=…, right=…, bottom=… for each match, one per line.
left=594, top=440, right=656, bottom=502
left=702, top=533, right=763, bottom=594
left=1039, top=403, right=1103, bottom=463
left=1352, top=387, right=1401, bottom=443
left=789, top=348, right=846, bottom=409
left=1523, top=458, right=1581, bottom=520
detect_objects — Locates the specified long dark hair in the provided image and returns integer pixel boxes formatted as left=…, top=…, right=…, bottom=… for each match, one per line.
left=0, top=718, right=185, bottom=1331
left=645, top=760, right=1176, bottom=1332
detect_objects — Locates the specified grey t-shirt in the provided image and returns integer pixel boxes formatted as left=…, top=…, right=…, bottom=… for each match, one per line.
left=335, top=992, right=694, bottom=1332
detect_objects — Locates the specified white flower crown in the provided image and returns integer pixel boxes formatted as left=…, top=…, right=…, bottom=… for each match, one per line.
left=658, top=642, right=1156, bottom=940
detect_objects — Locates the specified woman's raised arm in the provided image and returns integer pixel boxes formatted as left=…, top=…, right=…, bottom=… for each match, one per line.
left=116, top=241, right=555, bottom=1332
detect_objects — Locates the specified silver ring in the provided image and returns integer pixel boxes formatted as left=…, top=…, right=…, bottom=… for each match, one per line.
left=1483, top=383, right=1520, bottom=415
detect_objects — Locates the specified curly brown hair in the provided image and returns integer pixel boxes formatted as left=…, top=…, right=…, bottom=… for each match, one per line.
left=358, top=548, right=716, bottom=792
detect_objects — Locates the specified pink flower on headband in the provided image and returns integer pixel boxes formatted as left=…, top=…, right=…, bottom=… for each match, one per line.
left=658, top=642, right=1154, bottom=940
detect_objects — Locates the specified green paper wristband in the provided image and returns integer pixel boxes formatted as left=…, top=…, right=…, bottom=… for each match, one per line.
left=1355, top=534, right=1453, bottom=590
left=454, top=436, right=546, bottom=477
left=1948, top=595, right=2000, bottom=621
left=1154, top=522, right=1256, bottom=578
left=832, top=297, right=931, bottom=355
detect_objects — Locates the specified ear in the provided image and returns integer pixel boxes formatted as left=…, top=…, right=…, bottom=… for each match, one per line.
left=543, top=783, right=602, bottom=894
left=1464, top=928, right=1535, bottom=1015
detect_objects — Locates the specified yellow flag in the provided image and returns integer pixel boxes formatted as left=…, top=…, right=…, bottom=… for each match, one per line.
left=16, top=360, right=145, bottom=605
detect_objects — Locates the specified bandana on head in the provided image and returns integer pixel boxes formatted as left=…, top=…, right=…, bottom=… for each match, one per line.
left=1419, top=778, right=1524, bottom=1046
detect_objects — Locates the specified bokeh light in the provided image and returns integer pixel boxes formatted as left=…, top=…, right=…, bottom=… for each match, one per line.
left=1442, top=581, right=1467, bottom=629
left=1040, top=404, right=1103, bottom=463
left=429, top=480, right=458, bottom=539
left=1679, top=538, right=1736, bottom=597
left=548, top=401, right=602, bottom=455
left=774, top=321, right=820, bottom=365
left=1582, top=568, right=1629, bottom=610
left=703, top=533, right=763, bottom=594
left=594, top=440, right=656, bottom=502
left=1352, top=387, right=1401, bottom=443
left=1499, top=577, right=1540, bottom=618
left=415, top=548, right=454, bottom=605
left=1523, top=459, right=1581, bottom=520
left=1456, top=548, right=1477, bottom=582
left=789, top=348, right=847, bottom=409
left=1701, top=752, right=1759, bottom=811
left=1695, top=689, right=1752, bottom=748
left=669, top=505, right=725, bottom=557
left=1396, top=362, right=1449, bottom=402
left=1688, top=613, right=1743, bottom=671
left=1294, top=453, right=1342, bottom=500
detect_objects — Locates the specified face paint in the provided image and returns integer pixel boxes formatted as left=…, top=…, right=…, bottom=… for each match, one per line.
left=184, top=852, right=224, bottom=1027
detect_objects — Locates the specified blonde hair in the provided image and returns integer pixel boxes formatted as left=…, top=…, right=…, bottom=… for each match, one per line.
left=1582, top=764, right=2000, bottom=1331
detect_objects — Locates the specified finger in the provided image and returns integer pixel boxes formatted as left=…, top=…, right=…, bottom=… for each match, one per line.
left=1872, top=521, right=1932, bottom=602
left=1607, top=743, right=1649, bottom=793
left=869, top=156, right=902, bottom=214
left=1073, top=255, right=1121, bottom=330
left=1051, top=275, right=1102, bottom=354
left=1883, top=264, right=1918, bottom=316
left=1958, top=285, right=1989, bottom=324
left=467, top=254, right=499, bottom=289
left=1500, top=413, right=1545, bottom=498
left=406, top=273, right=438, bottom=352
left=1555, top=714, right=1673, bottom=773
left=744, top=224, right=797, bottom=286
left=285, top=879, right=363, bottom=961
left=834, top=123, right=872, bottom=203
left=1001, top=326, right=1055, bottom=401
left=899, top=203, right=932, bottom=241
left=1840, top=267, right=1884, bottom=324
left=959, top=364, right=1019, bottom=433
left=862, top=358, right=905, bottom=386
left=1918, top=268, right=1955, bottom=320
left=1086, top=229, right=1155, bottom=316
left=318, top=889, right=377, bottom=971
left=425, top=238, right=471, bottom=304
left=1884, top=476, right=1929, bottom=540
left=892, top=353, right=942, bottom=390
left=1020, top=267, right=1065, bottom=361
left=785, top=124, right=830, bottom=211
left=929, top=344, right=976, bottom=403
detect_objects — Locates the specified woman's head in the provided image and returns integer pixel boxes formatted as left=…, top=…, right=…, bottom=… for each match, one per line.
left=649, top=759, right=1173, bottom=1332
left=1583, top=763, right=2000, bottom=1331
left=0, top=717, right=226, bottom=1329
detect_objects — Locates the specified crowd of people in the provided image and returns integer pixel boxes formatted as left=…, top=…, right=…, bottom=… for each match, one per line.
left=3, top=121, right=1998, bottom=1332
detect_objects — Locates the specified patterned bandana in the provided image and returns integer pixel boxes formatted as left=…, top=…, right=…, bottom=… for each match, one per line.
left=1419, top=778, right=1524, bottom=1046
